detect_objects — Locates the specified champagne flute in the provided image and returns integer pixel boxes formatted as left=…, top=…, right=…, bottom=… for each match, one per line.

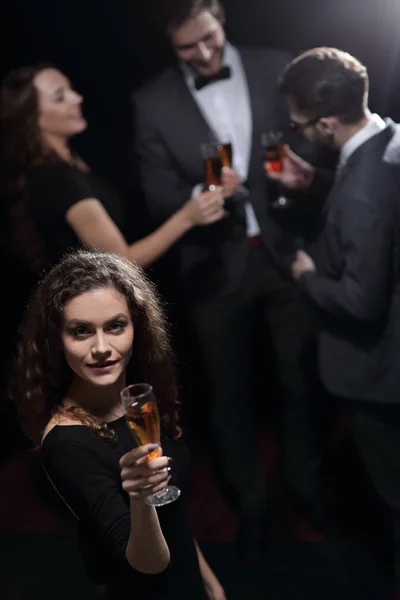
left=121, top=383, right=181, bottom=507
left=217, top=139, right=249, bottom=198
left=201, top=142, right=223, bottom=191
left=261, top=131, right=290, bottom=208
left=217, top=141, right=233, bottom=169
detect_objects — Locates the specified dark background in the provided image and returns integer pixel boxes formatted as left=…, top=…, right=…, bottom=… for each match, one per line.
left=2, top=0, right=400, bottom=204
left=2, top=0, right=400, bottom=452
left=0, top=4, right=399, bottom=597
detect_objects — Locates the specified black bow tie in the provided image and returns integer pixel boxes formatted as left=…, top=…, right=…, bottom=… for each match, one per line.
left=194, top=66, right=231, bottom=91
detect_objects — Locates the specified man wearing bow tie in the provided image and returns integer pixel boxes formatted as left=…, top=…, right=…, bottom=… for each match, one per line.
left=133, top=0, right=330, bottom=555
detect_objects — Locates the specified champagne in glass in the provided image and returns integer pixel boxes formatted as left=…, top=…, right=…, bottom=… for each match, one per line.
left=121, top=383, right=181, bottom=507
left=217, top=139, right=249, bottom=198
left=262, top=131, right=284, bottom=172
left=201, top=142, right=223, bottom=191
left=218, top=142, right=233, bottom=168
left=261, top=131, right=290, bottom=208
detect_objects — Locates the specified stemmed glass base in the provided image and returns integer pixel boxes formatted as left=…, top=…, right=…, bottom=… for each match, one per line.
left=144, top=485, right=181, bottom=507
left=271, top=195, right=291, bottom=209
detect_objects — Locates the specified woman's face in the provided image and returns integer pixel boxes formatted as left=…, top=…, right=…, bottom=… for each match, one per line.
left=62, top=287, right=134, bottom=388
left=34, top=68, right=87, bottom=139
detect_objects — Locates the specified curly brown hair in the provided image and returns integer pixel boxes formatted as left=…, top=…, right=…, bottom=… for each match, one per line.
left=0, top=63, right=64, bottom=271
left=11, top=249, right=181, bottom=447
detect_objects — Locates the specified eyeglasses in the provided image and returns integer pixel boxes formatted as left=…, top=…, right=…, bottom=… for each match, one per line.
left=289, top=116, right=321, bottom=133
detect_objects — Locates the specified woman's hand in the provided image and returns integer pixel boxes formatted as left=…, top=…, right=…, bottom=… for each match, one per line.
left=181, top=188, right=225, bottom=227
left=264, top=144, right=315, bottom=190
left=194, top=540, right=228, bottom=600
left=119, top=443, right=171, bottom=501
left=204, top=576, right=227, bottom=600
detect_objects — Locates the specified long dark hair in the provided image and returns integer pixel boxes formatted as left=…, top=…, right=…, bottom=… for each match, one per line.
left=11, top=249, right=181, bottom=447
left=0, top=63, right=63, bottom=270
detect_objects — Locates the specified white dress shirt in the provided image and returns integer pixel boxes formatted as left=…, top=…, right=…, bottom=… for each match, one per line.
left=183, top=43, right=261, bottom=237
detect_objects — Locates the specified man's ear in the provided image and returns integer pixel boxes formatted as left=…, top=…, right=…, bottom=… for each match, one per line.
left=319, top=116, right=338, bottom=134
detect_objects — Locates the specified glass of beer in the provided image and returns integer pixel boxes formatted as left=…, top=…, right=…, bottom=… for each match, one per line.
left=121, top=383, right=181, bottom=507
left=201, top=142, right=223, bottom=191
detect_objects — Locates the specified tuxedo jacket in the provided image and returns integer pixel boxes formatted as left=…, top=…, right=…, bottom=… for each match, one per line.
left=133, top=46, right=330, bottom=298
left=300, top=121, right=400, bottom=403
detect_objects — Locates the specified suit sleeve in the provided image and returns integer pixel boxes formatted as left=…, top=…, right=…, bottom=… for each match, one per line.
left=133, top=95, right=195, bottom=224
left=299, top=193, right=394, bottom=320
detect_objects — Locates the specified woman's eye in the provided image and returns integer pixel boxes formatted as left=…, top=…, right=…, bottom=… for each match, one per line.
left=109, top=322, right=126, bottom=333
left=72, top=327, right=89, bottom=338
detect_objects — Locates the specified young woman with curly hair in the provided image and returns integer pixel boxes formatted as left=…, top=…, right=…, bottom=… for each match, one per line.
left=11, top=249, right=226, bottom=600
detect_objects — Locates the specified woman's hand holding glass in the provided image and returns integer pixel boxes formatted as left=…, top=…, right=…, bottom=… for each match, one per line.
left=121, top=383, right=181, bottom=506
left=120, top=444, right=171, bottom=501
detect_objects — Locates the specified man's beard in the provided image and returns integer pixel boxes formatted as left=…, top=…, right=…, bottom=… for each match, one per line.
left=317, top=130, right=336, bottom=150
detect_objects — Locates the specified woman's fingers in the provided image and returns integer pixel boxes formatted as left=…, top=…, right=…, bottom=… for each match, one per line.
left=121, top=456, right=169, bottom=480
left=122, top=469, right=171, bottom=495
left=201, top=207, right=226, bottom=224
left=142, top=477, right=172, bottom=497
left=119, top=443, right=160, bottom=468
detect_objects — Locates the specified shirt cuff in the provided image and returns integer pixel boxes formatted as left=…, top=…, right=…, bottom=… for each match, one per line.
left=297, top=269, right=316, bottom=291
left=191, top=183, right=203, bottom=199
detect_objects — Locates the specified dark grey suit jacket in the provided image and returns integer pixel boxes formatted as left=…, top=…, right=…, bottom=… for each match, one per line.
left=133, top=46, right=328, bottom=298
left=300, top=121, right=400, bottom=403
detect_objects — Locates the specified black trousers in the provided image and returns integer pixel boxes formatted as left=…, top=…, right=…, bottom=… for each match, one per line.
left=287, top=383, right=400, bottom=590
left=345, top=402, right=400, bottom=591
left=185, top=243, right=322, bottom=515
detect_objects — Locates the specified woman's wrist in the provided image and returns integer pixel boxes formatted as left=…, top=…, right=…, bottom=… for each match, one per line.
left=174, top=203, right=195, bottom=232
left=129, top=495, right=159, bottom=524
left=129, top=495, right=155, bottom=512
left=127, top=497, right=169, bottom=573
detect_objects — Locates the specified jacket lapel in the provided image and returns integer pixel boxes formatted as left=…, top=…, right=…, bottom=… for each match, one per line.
left=238, top=49, right=267, bottom=181
left=162, top=67, right=217, bottom=166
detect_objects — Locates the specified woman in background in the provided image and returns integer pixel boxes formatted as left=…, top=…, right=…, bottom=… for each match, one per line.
left=11, top=249, right=226, bottom=600
left=0, top=64, right=224, bottom=272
